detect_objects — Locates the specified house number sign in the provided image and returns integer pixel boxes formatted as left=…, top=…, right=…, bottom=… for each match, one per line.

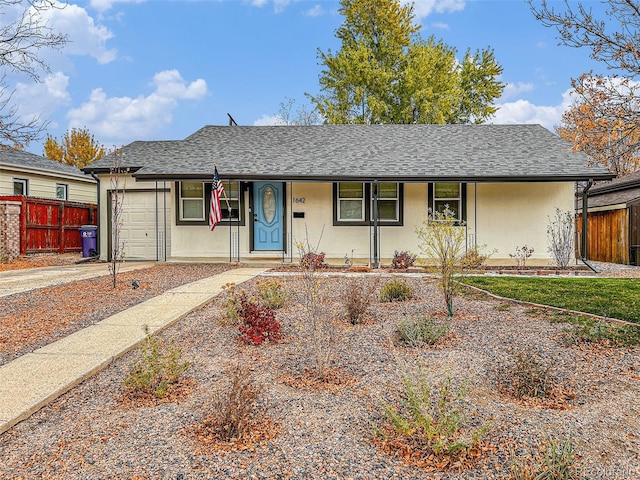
left=293, top=197, right=306, bottom=204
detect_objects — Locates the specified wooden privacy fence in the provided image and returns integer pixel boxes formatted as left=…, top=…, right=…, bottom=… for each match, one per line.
left=576, top=208, right=629, bottom=264
left=0, top=195, right=97, bottom=255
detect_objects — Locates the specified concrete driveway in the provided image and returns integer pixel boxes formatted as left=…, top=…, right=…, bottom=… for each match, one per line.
left=0, top=262, right=155, bottom=298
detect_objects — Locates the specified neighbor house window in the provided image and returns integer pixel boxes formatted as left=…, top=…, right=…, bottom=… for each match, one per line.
left=56, top=183, right=68, bottom=200
left=176, top=180, right=244, bottom=225
left=334, top=182, right=403, bottom=226
left=13, top=178, right=28, bottom=196
left=428, top=182, right=467, bottom=222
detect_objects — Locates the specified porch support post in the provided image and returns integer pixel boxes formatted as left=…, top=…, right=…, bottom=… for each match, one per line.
left=373, top=180, right=379, bottom=269
left=237, top=180, right=241, bottom=262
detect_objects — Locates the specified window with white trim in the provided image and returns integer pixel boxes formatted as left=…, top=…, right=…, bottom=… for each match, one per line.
left=56, top=183, right=68, bottom=200
left=337, top=182, right=365, bottom=221
left=334, top=182, right=403, bottom=226
left=428, top=182, right=466, bottom=222
left=13, top=178, right=28, bottom=196
left=176, top=180, right=244, bottom=225
left=179, top=181, right=205, bottom=221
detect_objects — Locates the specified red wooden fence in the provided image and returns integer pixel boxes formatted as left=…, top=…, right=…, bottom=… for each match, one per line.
left=0, top=195, right=97, bottom=255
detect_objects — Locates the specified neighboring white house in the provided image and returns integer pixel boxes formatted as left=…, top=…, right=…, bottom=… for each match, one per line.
left=0, top=149, right=97, bottom=204
left=83, top=124, right=612, bottom=265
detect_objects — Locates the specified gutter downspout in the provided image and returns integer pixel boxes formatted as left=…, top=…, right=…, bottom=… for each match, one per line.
left=581, top=180, right=598, bottom=273
left=90, top=172, right=100, bottom=256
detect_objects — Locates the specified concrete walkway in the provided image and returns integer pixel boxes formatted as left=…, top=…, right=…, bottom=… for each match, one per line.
left=0, top=262, right=155, bottom=298
left=0, top=267, right=266, bottom=435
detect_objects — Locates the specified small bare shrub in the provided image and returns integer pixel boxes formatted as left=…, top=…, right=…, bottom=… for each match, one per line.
left=220, top=282, right=243, bottom=325
left=547, top=208, right=575, bottom=269
left=342, top=278, right=378, bottom=324
left=509, top=245, right=534, bottom=269
left=295, top=230, right=337, bottom=380
left=391, top=250, right=416, bottom=269
left=397, top=316, right=449, bottom=346
left=380, top=279, right=412, bottom=302
left=257, top=277, right=288, bottom=309
left=202, top=363, right=263, bottom=442
left=124, top=327, right=190, bottom=398
left=506, top=349, right=554, bottom=399
left=461, top=245, right=492, bottom=270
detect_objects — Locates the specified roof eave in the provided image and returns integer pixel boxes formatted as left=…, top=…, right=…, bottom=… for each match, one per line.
left=131, top=172, right=615, bottom=183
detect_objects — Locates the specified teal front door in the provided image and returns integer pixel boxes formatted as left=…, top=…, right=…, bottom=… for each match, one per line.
left=253, top=182, right=283, bottom=251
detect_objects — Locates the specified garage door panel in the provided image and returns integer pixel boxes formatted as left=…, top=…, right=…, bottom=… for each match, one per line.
left=112, top=190, right=171, bottom=261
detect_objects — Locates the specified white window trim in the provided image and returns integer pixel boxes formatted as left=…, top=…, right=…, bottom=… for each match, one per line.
left=432, top=182, right=462, bottom=221
left=13, top=178, right=28, bottom=196
left=56, top=183, right=68, bottom=200
left=177, top=180, right=243, bottom=224
left=179, top=181, right=205, bottom=221
left=337, top=182, right=365, bottom=222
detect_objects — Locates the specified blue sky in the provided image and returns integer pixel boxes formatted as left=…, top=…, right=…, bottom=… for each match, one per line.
left=9, top=0, right=609, bottom=155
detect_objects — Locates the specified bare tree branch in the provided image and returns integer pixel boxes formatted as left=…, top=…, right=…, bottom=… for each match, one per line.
left=0, top=0, right=67, bottom=147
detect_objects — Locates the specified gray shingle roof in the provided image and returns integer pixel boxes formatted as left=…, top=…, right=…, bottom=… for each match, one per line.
left=586, top=171, right=640, bottom=208
left=0, top=148, right=93, bottom=180
left=84, top=124, right=613, bottom=182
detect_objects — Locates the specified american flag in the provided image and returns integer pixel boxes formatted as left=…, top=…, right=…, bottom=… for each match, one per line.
left=209, top=166, right=225, bottom=231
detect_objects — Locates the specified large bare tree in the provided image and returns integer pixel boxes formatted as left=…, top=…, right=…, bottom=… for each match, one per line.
left=0, top=0, right=67, bottom=148
left=530, top=0, right=640, bottom=175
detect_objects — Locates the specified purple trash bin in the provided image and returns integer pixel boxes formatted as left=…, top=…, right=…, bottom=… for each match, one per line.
left=79, top=225, right=97, bottom=257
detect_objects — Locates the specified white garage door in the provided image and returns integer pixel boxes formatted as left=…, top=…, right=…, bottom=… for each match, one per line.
left=114, top=189, right=171, bottom=261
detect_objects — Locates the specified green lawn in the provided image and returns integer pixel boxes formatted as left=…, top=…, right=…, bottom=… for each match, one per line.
left=461, top=276, right=640, bottom=324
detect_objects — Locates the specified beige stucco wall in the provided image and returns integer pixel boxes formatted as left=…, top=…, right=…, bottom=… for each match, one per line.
left=97, top=178, right=576, bottom=265
left=468, top=182, right=576, bottom=264
left=0, top=167, right=97, bottom=203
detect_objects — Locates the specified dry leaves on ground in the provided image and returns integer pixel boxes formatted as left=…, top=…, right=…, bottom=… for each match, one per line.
left=0, top=263, right=232, bottom=365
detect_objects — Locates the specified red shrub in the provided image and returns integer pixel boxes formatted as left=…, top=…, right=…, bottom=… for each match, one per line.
left=238, top=296, right=282, bottom=345
left=300, top=252, right=328, bottom=271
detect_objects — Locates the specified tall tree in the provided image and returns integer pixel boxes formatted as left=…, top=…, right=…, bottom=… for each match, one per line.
left=556, top=74, right=640, bottom=176
left=309, top=0, right=504, bottom=125
left=0, top=0, right=67, bottom=148
left=530, top=0, right=640, bottom=175
left=44, top=127, right=106, bottom=168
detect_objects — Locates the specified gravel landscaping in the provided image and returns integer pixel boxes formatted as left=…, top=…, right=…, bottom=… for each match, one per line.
left=1, top=267, right=639, bottom=479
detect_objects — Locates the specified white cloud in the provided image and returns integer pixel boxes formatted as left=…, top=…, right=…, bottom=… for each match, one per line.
left=89, top=0, right=146, bottom=13
left=13, top=72, right=71, bottom=127
left=67, top=70, right=208, bottom=141
left=432, top=21, right=450, bottom=29
left=152, top=70, right=208, bottom=99
left=40, top=2, right=116, bottom=64
left=250, top=0, right=293, bottom=13
left=403, top=0, right=465, bottom=21
left=500, top=81, right=535, bottom=101
left=253, top=114, right=285, bottom=126
left=304, top=5, right=325, bottom=17
left=274, top=0, right=293, bottom=13
left=490, top=88, right=573, bottom=132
